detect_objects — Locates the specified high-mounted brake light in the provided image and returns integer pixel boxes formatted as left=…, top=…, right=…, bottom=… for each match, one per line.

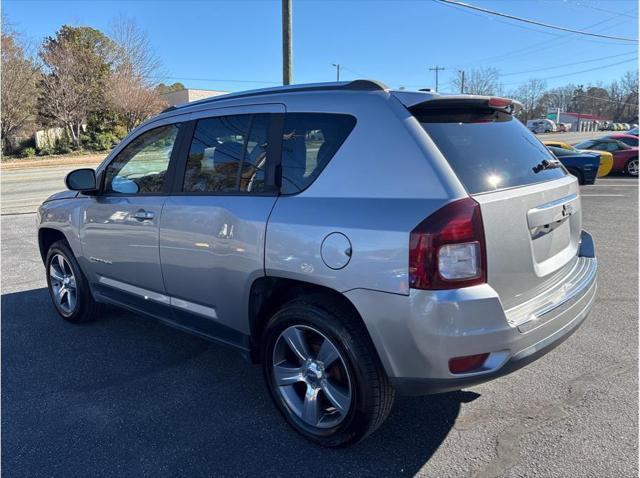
left=409, top=198, right=487, bottom=290
left=487, top=97, right=513, bottom=108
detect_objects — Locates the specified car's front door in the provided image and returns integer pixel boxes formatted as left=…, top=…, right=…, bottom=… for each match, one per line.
left=80, top=123, right=181, bottom=302
left=594, top=140, right=628, bottom=170
left=159, top=105, right=284, bottom=341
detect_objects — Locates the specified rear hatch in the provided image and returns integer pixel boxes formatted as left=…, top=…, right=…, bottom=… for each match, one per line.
left=409, top=96, right=581, bottom=311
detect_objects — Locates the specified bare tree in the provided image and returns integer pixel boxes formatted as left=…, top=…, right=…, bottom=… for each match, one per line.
left=511, top=79, right=547, bottom=122
left=620, top=70, right=639, bottom=121
left=452, top=67, right=502, bottom=95
left=107, top=68, right=167, bottom=132
left=539, top=85, right=575, bottom=113
left=1, top=17, right=40, bottom=153
left=38, top=26, right=114, bottom=146
left=107, top=17, right=166, bottom=131
left=110, top=16, right=162, bottom=83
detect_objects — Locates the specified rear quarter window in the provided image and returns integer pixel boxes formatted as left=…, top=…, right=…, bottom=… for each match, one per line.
left=280, top=113, right=356, bottom=194
left=416, top=108, right=566, bottom=194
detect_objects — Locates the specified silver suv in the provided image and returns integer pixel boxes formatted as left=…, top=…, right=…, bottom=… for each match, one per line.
left=38, top=80, right=597, bottom=447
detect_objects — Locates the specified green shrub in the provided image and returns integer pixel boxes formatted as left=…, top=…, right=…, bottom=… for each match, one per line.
left=19, top=147, right=36, bottom=158
left=113, top=125, right=128, bottom=140
left=54, top=137, right=73, bottom=155
left=37, top=146, right=54, bottom=156
left=82, top=131, right=119, bottom=152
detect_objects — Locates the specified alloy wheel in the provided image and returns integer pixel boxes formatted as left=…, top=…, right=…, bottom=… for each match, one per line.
left=627, top=159, right=639, bottom=177
left=272, top=325, right=352, bottom=429
left=49, top=254, right=78, bottom=315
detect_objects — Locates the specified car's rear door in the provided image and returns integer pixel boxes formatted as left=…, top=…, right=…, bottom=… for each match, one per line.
left=159, top=104, right=284, bottom=340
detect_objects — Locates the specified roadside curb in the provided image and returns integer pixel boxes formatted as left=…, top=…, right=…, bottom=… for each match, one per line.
left=0, top=155, right=104, bottom=170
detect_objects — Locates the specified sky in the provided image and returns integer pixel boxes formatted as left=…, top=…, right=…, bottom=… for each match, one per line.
left=3, top=0, right=638, bottom=94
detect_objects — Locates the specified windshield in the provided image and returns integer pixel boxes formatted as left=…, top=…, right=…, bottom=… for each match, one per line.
left=416, top=109, right=566, bottom=194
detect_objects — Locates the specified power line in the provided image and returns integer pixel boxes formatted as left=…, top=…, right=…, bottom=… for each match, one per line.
left=501, top=51, right=638, bottom=77
left=447, top=15, right=635, bottom=71
left=502, top=57, right=638, bottom=86
left=435, top=0, right=638, bottom=42
left=147, top=75, right=280, bottom=85
left=341, top=65, right=370, bottom=78
left=575, top=93, right=636, bottom=104
left=566, top=1, right=638, bottom=19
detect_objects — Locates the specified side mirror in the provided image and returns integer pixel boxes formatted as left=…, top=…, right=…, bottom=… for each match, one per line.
left=65, top=168, right=97, bottom=192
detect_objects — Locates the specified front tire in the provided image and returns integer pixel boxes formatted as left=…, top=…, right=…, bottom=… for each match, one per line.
left=261, top=296, right=395, bottom=447
left=45, top=240, right=101, bottom=323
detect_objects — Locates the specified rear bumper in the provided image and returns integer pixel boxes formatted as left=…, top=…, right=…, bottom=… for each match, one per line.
left=345, top=230, right=597, bottom=396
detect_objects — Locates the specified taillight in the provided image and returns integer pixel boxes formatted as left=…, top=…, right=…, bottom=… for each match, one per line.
left=409, top=198, right=487, bottom=290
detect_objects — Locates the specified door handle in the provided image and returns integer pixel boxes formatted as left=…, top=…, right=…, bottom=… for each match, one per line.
left=132, top=209, right=155, bottom=221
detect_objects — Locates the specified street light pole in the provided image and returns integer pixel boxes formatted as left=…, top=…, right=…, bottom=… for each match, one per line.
left=459, top=70, right=465, bottom=94
left=332, top=63, right=340, bottom=82
left=282, top=0, right=292, bottom=85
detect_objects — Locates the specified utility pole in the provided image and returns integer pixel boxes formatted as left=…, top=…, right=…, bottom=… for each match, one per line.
left=282, top=0, right=292, bottom=85
left=429, top=65, right=445, bottom=91
left=332, top=63, right=340, bottom=82
left=458, top=69, right=465, bottom=94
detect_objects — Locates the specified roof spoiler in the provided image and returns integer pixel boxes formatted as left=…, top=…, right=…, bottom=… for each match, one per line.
left=396, top=92, right=522, bottom=114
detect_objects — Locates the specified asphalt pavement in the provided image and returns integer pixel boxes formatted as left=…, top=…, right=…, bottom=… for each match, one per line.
left=1, top=162, right=101, bottom=215
left=1, top=175, right=637, bottom=477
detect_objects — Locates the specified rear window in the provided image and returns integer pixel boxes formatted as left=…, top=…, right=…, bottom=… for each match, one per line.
left=416, top=108, right=566, bottom=194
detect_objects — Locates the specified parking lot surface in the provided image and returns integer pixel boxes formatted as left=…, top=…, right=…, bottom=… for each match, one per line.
left=1, top=176, right=637, bottom=477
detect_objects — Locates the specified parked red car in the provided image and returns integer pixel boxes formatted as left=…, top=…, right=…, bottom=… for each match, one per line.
left=603, top=133, right=639, bottom=147
left=574, top=138, right=638, bottom=176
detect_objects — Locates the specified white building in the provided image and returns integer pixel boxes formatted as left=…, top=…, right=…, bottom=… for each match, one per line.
left=161, top=88, right=228, bottom=107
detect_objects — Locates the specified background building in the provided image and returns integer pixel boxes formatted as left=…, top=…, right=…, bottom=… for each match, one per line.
left=161, top=88, right=228, bottom=107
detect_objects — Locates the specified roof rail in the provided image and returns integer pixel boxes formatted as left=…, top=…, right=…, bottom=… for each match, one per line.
left=162, top=79, right=388, bottom=113
left=161, top=105, right=178, bottom=113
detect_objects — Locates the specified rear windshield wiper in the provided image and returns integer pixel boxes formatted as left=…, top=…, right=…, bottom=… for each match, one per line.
left=532, top=158, right=562, bottom=174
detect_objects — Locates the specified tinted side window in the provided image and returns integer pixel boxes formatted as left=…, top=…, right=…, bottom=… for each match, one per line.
left=183, top=114, right=268, bottom=193
left=575, top=140, right=597, bottom=149
left=105, top=124, right=179, bottom=194
left=596, top=141, right=618, bottom=152
left=280, top=113, right=356, bottom=194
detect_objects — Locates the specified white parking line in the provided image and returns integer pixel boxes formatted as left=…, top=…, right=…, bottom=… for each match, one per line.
left=586, top=184, right=638, bottom=187
left=581, top=194, right=626, bottom=197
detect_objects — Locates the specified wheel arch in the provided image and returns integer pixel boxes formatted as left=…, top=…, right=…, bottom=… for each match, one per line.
left=247, top=277, right=374, bottom=363
left=566, top=167, right=584, bottom=185
left=38, top=228, right=69, bottom=263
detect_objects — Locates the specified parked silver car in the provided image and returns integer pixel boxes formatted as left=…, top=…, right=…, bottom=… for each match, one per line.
left=38, top=80, right=597, bottom=447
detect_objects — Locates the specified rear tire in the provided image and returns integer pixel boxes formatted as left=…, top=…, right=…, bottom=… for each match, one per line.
left=261, top=295, right=395, bottom=447
left=45, top=240, right=101, bottom=323
left=625, top=158, right=638, bottom=177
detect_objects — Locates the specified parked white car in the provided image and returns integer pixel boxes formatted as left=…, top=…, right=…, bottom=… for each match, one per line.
left=526, top=119, right=556, bottom=133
